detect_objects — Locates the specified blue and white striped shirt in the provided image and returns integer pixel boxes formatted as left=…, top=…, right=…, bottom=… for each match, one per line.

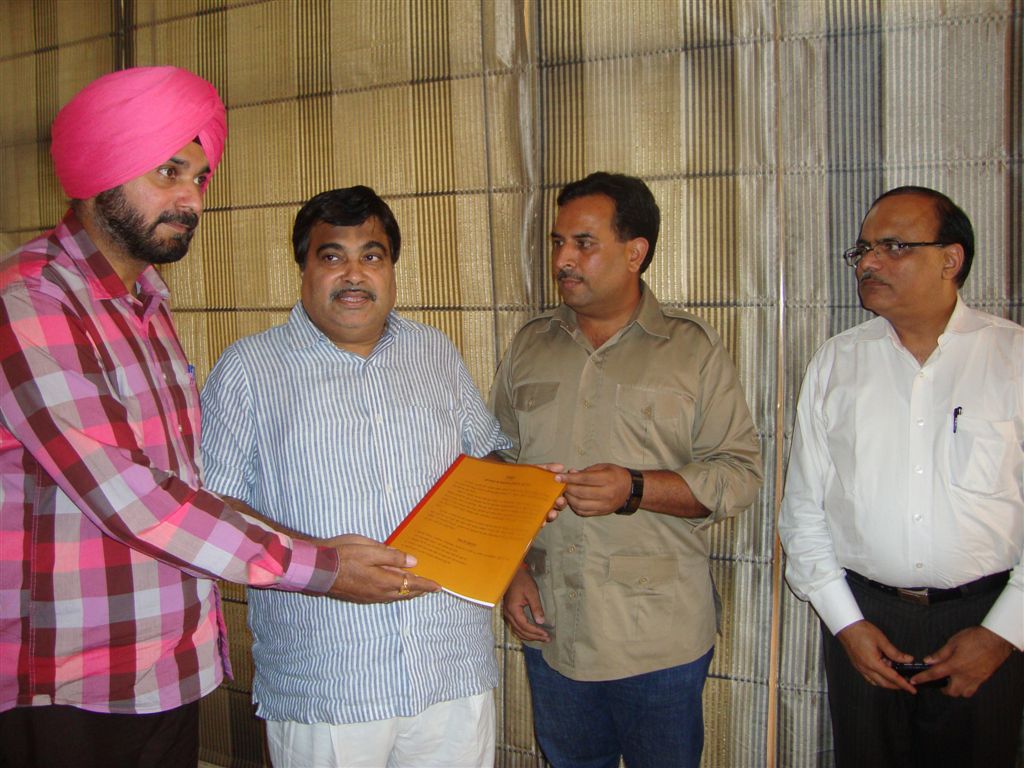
left=200, top=304, right=510, bottom=724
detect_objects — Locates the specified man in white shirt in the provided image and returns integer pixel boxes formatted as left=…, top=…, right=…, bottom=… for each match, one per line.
left=779, top=186, right=1023, bottom=767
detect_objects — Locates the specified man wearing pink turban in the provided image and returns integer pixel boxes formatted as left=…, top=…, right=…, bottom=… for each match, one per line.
left=0, top=67, right=435, bottom=768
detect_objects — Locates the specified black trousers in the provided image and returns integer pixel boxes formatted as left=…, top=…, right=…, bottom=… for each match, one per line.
left=821, top=576, right=1023, bottom=768
left=0, top=700, right=198, bottom=768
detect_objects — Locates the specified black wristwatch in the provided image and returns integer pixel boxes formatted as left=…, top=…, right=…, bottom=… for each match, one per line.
left=615, top=468, right=644, bottom=515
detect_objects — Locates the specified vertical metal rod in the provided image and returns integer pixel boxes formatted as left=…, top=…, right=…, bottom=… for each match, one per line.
left=113, top=0, right=134, bottom=70
left=766, top=0, right=788, bottom=764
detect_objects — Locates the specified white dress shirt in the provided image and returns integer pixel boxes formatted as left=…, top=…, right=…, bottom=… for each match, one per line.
left=779, top=298, right=1023, bottom=648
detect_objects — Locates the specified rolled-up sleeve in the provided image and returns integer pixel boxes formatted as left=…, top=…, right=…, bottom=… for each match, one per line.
left=678, top=337, right=763, bottom=528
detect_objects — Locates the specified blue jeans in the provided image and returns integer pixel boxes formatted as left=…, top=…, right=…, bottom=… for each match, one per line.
left=522, top=645, right=713, bottom=768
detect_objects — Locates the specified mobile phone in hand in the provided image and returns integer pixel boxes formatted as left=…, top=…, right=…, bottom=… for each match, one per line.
left=891, top=661, right=948, bottom=688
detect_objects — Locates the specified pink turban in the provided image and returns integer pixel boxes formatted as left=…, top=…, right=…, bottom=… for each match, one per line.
left=50, top=66, right=227, bottom=200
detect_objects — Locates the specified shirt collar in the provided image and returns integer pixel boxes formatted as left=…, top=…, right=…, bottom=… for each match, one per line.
left=545, top=280, right=670, bottom=341
left=287, top=302, right=402, bottom=353
left=856, top=294, right=981, bottom=347
left=632, top=282, right=673, bottom=339
left=56, top=209, right=170, bottom=304
left=856, top=314, right=894, bottom=343
left=940, top=295, right=987, bottom=336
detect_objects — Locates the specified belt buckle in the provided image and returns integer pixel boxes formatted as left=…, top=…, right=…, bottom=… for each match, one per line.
left=896, top=587, right=930, bottom=606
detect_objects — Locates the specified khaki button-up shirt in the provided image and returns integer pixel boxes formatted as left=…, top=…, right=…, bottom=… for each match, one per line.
left=490, top=285, right=762, bottom=680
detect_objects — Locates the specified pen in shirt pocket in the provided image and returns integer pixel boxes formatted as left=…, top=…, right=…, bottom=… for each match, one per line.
left=952, top=405, right=962, bottom=434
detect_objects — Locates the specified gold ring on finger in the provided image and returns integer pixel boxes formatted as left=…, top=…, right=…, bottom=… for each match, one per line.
left=398, top=574, right=410, bottom=596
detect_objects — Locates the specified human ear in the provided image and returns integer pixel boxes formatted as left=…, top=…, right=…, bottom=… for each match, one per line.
left=627, top=238, right=649, bottom=273
left=941, top=243, right=964, bottom=281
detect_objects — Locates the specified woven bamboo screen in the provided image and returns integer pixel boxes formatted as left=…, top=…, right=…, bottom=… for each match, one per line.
left=1, top=1, right=1021, bottom=766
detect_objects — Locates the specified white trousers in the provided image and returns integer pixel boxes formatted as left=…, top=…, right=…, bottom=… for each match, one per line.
left=265, top=690, right=495, bottom=768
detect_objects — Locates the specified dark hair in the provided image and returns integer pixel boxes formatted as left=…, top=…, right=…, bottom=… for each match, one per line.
left=292, top=186, right=401, bottom=267
left=556, top=172, right=661, bottom=273
left=869, top=186, right=974, bottom=287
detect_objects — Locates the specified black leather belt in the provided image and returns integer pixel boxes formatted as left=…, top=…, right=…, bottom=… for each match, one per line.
left=845, top=570, right=1010, bottom=607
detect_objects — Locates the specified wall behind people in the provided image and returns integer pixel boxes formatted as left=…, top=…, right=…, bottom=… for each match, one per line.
left=1, top=1, right=1020, bottom=766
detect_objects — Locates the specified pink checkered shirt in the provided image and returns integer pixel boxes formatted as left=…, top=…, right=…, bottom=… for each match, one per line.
left=0, top=212, right=338, bottom=715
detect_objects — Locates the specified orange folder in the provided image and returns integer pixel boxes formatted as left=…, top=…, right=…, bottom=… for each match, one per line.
left=386, top=454, right=565, bottom=606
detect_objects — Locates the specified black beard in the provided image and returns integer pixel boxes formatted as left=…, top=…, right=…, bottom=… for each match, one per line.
left=93, top=187, right=199, bottom=265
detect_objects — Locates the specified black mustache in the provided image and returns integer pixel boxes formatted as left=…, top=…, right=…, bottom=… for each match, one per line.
left=858, top=269, right=887, bottom=286
left=156, top=211, right=199, bottom=230
left=330, top=286, right=376, bottom=301
left=556, top=267, right=584, bottom=282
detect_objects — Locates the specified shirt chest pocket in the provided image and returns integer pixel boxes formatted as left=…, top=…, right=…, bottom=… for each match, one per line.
left=394, top=399, right=461, bottom=483
left=949, top=416, right=1021, bottom=498
left=609, top=386, right=693, bottom=466
left=596, top=555, right=687, bottom=642
left=105, top=364, right=146, bottom=445
left=512, top=381, right=560, bottom=458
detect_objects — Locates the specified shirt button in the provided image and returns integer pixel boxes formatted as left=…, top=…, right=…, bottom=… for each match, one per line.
left=567, top=545, right=576, bottom=553
left=913, top=514, right=922, bottom=522
left=915, top=562, right=924, bottom=570
left=385, top=483, right=393, bottom=494
left=568, top=591, right=577, bottom=599
left=576, top=446, right=584, bottom=456
left=582, top=399, right=591, bottom=408
left=638, top=577, right=648, bottom=585
left=914, top=465, right=924, bottom=474
left=916, top=418, right=925, bottom=427
left=375, top=415, right=384, bottom=425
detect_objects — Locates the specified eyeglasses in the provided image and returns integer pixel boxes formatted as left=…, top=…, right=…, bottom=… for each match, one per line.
left=842, top=239, right=948, bottom=267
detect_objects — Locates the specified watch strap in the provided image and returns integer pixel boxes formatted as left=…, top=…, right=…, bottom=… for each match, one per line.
left=615, top=468, right=644, bottom=515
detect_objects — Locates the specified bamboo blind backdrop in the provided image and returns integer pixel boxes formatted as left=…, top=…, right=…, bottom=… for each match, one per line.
left=1, top=1, right=1021, bottom=766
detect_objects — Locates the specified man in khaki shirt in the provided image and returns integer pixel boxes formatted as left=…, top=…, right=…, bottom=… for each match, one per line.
left=491, top=172, right=762, bottom=768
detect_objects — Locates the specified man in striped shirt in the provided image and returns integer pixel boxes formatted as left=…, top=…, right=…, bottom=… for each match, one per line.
left=0, top=68, right=431, bottom=768
left=200, top=186, right=512, bottom=768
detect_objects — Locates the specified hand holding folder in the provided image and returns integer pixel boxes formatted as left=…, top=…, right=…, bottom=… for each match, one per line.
left=386, top=455, right=566, bottom=606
